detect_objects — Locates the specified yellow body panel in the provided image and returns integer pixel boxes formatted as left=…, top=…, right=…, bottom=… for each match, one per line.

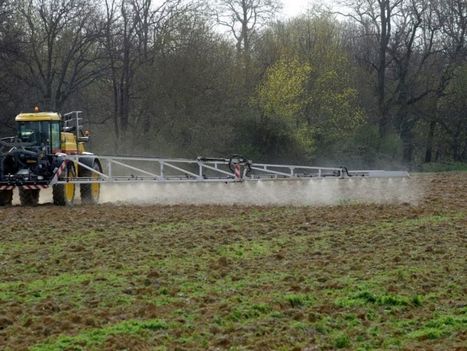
left=61, top=132, right=79, bottom=153
left=15, top=112, right=61, bottom=122
left=78, top=142, right=86, bottom=153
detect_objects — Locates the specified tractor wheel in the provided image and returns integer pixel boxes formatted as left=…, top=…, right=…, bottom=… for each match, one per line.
left=53, top=164, right=76, bottom=206
left=80, top=160, right=102, bottom=205
left=19, top=188, right=40, bottom=206
left=0, top=190, right=13, bottom=206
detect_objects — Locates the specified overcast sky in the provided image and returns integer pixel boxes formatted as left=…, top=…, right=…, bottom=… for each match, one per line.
left=279, top=0, right=348, bottom=19
left=281, top=0, right=314, bottom=18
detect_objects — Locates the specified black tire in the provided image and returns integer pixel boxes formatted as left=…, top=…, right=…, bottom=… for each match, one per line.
left=19, top=188, right=39, bottom=206
left=53, top=164, right=76, bottom=206
left=80, top=160, right=102, bottom=205
left=0, top=190, right=13, bottom=206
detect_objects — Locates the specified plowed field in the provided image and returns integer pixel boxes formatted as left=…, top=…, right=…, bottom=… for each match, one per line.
left=0, top=173, right=466, bottom=350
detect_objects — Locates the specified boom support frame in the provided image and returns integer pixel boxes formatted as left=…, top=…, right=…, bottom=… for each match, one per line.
left=54, top=155, right=409, bottom=185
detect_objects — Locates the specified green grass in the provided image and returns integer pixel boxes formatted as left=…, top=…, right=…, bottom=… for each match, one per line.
left=336, top=290, right=421, bottom=308
left=333, top=332, right=351, bottom=348
left=418, top=162, right=467, bottom=172
left=284, top=293, right=313, bottom=308
left=27, top=210, right=465, bottom=349
left=0, top=174, right=465, bottom=350
left=0, top=272, right=131, bottom=307
left=31, top=319, right=168, bottom=351
left=408, top=314, right=467, bottom=341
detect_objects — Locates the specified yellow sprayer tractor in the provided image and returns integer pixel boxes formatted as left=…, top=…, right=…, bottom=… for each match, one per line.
left=1, top=109, right=409, bottom=207
left=0, top=109, right=101, bottom=206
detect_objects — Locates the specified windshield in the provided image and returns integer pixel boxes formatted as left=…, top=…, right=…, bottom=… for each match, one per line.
left=17, top=121, right=61, bottom=151
left=18, top=121, right=50, bottom=146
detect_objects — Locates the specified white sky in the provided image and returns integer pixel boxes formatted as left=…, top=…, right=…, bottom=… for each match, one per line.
left=279, top=0, right=348, bottom=19
left=281, top=0, right=314, bottom=18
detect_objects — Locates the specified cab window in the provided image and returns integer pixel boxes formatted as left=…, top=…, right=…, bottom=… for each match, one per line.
left=18, top=122, right=50, bottom=146
left=50, top=122, right=61, bottom=152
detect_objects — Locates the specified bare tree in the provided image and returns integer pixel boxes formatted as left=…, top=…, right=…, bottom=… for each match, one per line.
left=16, top=0, right=105, bottom=111
left=213, top=0, right=281, bottom=62
left=0, top=0, right=14, bottom=49
left=0, top=0, right=20, bottom=132
left=342, top=0, right=464, bottom=163
left=102, top=0, right=183, bottom=145
left=341, top=0, right=403, bottom=137
left=424, top=0, right=466, bottom=162
left=387, top=0, right=437, bottom=162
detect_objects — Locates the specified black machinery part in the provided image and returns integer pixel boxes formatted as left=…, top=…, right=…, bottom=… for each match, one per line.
left=227, top=155, right=252, bottom=176
left=196, top=155, right=252, bottom=177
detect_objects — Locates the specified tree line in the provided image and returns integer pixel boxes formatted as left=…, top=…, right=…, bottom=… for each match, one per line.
left=0, top=0, right=465, bottom=167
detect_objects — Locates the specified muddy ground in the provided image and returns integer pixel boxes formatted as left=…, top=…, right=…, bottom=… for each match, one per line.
left=0, top=172, right=466, bottom=350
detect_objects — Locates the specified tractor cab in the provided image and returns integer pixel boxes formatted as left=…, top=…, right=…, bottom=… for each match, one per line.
left=14, top=110, right=89, bottom=155
left=15, top=112, right=62, bottom=153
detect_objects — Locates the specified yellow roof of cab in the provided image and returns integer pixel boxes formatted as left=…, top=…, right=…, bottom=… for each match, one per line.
left=15, top=112, right=61, bottom=122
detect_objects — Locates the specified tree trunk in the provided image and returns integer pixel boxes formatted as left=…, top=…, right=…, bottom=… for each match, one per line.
left=424, top=119, right=436, bottom=163
left=398, top=99, right=416, bottom=164
left=400, top=121, right=415, bottom=163
left=452, top=129, right=462, bottom=161
left=241, top=2, right=251, bottom=87
left=377, top=0, right=390, bottom=138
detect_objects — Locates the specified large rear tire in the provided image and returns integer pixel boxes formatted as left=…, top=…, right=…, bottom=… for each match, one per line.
left=0, top=190, right=13, bottom=206
left=80, top=160, right=102, bottom=205
left=53, top=164, right=76, bottom=206
left=19, top=188, right=39, bottom=206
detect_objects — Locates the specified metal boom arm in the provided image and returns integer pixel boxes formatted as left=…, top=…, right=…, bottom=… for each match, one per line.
left=56, top=155, right=409, bottom=184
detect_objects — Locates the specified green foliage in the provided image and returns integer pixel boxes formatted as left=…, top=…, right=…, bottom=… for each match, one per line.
left=437, top=65, right=467, bottom=141
left=237, top=114, right=316, bottom=162
left=306, top=67, right=364, bottom=142
left=253, top=15, right=365, bottom=161
left=298, top=14, right=364, bottom=143
left=418, top=162, right=467, bottom=172
left=253, top=57, right=316, bottom=160
left=324, top=123, right=404, bottom=167
left=293, top=124, right=317, bottom=159
left=379, top=133, right=404, bottom=160
left=256, top=57, right=312, bottom=121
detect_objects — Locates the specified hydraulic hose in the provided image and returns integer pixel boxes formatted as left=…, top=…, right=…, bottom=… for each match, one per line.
left=340, top=166, right=352, bottom=177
